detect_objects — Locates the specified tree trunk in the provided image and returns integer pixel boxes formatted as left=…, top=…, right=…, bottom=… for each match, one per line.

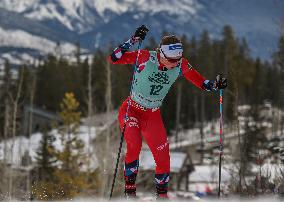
left=27, top=67, right=37, bottom=200
left=87, top=58, right=93, bottom=178
left=101, top=59, right=113, bottom=197
left=9, top=66, right=24, bottom=199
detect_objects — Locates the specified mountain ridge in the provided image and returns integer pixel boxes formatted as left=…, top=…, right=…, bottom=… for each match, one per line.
left=0, top=0, right=283, bottom=64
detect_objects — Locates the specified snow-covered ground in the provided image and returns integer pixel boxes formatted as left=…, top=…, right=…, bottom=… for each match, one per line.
left=170, top=103, right=283, bottom=149
left=8, top=195, right=282, bottom=202
left=0, top=107, right=283, bottom=201
left=0, top=125, right=109, bottom=170
left=0, top=111, right=119, bottom=172
left=139, top=150, right=187, bottom=173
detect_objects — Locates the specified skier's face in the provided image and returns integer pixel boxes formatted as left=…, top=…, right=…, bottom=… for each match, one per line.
left=159, top=54, right=180, bottom=69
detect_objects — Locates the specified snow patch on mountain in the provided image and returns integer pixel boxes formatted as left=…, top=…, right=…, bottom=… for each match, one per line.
left=92, top=0, right=201, bottom=16
left=0, top=27, right=82, bottom=64
left=0, top=27, right=78, bottom=58
left=135, top=0, right=201, bottom=16
left=25, top=3, right=78, bottom=31
left=0, top=0, right=202, bottom=32
left=0, top=0, right=282, bottom=62
left=0, top=0, right=97, bottom=32
left=0, top=0, right=38, bottom=12
left=0, top=52, right=35, bottom=65
left=93, top=0, right=129, bottom=16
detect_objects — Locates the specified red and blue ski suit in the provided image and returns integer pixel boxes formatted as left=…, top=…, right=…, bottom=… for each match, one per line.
left=109, top=38, right=211, bottom=195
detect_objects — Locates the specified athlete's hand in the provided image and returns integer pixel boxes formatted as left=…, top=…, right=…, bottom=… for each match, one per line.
left=214, top=74, right=227, bottom=89
left=133, top=25, right=149, bottom=41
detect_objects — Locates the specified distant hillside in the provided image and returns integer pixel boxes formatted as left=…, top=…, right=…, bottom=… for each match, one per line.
left=0, top=0, right=283, bottom=64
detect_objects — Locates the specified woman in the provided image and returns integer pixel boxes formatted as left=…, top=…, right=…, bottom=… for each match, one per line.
left=109, top=25, right=227, bottom=199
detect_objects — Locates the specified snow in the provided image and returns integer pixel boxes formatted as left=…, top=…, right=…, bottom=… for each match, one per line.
left=133, top=0, right=201, bottom=16
left=170, top=105, right=282, bottom=150
left=0, top=110, right=118, bottom=170
left=0, top=61, right=18, bottom=82
left=91, top=0, right=201, bottom=18
left=93, top=0, right=129, bottom=17
left=190, top=165, right=231, bottom=183
left=25, top=1, right=94, bottom=32
left=0, top=0, right=280, bottom=64
left=0, top=0, right=98, bottom=32
left=0, top=27, right=77, bottom=56
left=0, top=26, right=92, bottom=65
left=170, top=121, right=221, bottom=149
left=139, top=150, right=187, bottom=172
left=0, top=0, right=201, bottom=32
left=0, top=0, right=38, bottom=12
left=25, top=3, right=75, bottom=31
left=0, top=125, right=100, bottom=170
left=8, top=196, right=282, bottom=202
left=251, top=163, right=284, bottom=181
left=0, top=52, right=35, bottom=65
left=184, top=164, right=232, bottom=194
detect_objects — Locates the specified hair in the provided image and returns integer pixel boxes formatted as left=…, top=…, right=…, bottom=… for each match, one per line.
left=157, top=35, right=182, bottom=52
left=160, top=35, right=182, bottom=46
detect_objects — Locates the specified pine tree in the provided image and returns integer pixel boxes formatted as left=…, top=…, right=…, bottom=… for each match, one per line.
left=235, top=38, right=255, bottom=105
left=32, top=92, right=100, bottom=200
left=0, top=59, right=12, bottom=197
left=240, top=105, right=270, bottom=194
left=272, top=35, right=284, bottom=112
left=31, top=130, right=58, bottom=200
left=0, top=59, right=12, bottom=141
left=221, top=25, right=239, bottom=121
left=92, top=50, right=108, bottom=112
left=180, top=36, right=196, bottom=128
left=197, top=30, right=215, bottom=120
left=32, top=92, right=84, bottom=200
left=187, top=36, right=199, bottom=126
left=271, top=36, right=284, bottom=192
left=35, top=54, right=85, bottom=112
left=57, top=92, right=83, bottom=169
left=51, top=92, right=88, bottom=199
left=35, top=130, right=57, bottom=181
left=249, top=58, right=264, bottom=105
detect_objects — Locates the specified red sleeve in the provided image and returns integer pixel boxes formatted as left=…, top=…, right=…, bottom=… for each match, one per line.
left=108, top=50, right=150, bottom=66
left=181, top=58, right=206, bottom=90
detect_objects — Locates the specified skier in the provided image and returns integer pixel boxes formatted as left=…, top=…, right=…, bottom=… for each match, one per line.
left=109, top=25, right=227, bottom=200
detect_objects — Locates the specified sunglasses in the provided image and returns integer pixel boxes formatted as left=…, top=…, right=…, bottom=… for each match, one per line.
left=160, top=49, right=181, bottom=63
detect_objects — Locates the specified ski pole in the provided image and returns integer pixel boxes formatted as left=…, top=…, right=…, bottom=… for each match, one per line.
left=109, top=40, right=143, bottom=201
left=218, top=89, right=224, bottom=197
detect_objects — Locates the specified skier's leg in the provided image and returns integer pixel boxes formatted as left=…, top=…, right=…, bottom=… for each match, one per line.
left=118, top=101, right=142, bottom=197
left=142, top=109, right=170, bottom=198
left=123, top=125, right=141, bottom=197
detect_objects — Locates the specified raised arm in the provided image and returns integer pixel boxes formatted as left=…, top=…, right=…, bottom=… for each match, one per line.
left=109, top=37, right=138, bottom=65
left=109, top=25, right=149, bottom=65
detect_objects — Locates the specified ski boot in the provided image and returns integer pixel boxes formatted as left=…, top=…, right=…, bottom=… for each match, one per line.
left=125, top=184, right=137, bottom=199
left=124, top=160, right=139, bottom=199
left=155, top=173, right=170, bottom=201
left=156, top=186, right=170, bottom=201
left=124, top=174, right=137, bottom=199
